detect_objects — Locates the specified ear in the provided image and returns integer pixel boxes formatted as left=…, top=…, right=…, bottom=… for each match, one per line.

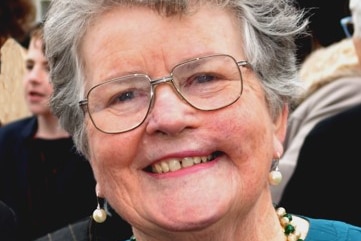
left=273, top=104, right=289, bottom=156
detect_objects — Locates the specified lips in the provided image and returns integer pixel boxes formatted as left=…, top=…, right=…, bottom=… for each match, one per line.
left=27, top=90, right=46, bottom=102
left=29, top=91, right=44, bottom=97
left=148, top=151, right=222, bottom=173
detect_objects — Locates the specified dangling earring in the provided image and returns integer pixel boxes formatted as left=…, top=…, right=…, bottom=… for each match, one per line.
left=269, top=158, right=282, bottom=186
left=92, top=194, right=107, bottom=223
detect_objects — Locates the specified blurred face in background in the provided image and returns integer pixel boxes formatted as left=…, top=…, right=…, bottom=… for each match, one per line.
left=23, top=35, right=53, bottom=115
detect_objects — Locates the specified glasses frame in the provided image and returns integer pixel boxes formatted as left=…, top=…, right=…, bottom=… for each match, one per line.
left=79, top=54, right=249, bottom=134
left=340, top=16, right=353, bottom=38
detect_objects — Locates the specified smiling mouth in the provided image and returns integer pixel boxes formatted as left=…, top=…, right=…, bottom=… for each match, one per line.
left=146, top=151, right=223, bottom=174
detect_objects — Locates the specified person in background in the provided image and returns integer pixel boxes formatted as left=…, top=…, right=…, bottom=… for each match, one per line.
left=272, top=38, right=361, bottom=205
left=43, top=0, right=361, bottom=240
left=275, top=0, right=361, bottom=226
left=0, top=0, right=35, bottom=126
left=271, top=0, right=354, bottom=203
left=0, top=0, right=35, bottom=239
left=294, top=0, right=351, bottom=64
left=0, top=23, right=97, bottom=241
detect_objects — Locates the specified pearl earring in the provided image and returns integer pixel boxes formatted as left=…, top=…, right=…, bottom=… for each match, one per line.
left=92, top=195, right=107, bottom=223
left=269, top=158, right=282, bottom=186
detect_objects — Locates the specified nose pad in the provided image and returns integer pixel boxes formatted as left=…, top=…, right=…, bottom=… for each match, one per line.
left=145, top=83, right=193, bottom=135
left=148, top=78, right=185, bottom=113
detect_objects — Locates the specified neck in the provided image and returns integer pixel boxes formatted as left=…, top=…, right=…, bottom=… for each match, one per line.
left=129, top=207, right=307, bottom=241
left=36, top=115, right=70, bottom=139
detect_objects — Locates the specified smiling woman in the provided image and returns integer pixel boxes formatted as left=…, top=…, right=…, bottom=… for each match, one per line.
left=42, top=0, right=361, bottom=241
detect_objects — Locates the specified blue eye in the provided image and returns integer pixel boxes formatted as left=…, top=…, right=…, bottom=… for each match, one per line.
left=115, top=91, right=136, bottom=103
left=194, top=74, right=216, bottom=83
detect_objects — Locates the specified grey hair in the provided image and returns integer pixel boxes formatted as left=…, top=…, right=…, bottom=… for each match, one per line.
left=44, top=0, right=308, bottom=159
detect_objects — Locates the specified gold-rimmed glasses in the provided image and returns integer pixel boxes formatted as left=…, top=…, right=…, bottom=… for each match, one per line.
left=79, top=54, right=249, bottom=134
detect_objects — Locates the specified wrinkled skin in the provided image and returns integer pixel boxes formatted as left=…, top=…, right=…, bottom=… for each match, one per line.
left=81, top=5, right=287, bottom=241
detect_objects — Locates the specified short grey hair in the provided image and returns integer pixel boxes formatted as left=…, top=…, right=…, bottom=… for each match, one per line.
left=44, top=0, right=308, bottom=159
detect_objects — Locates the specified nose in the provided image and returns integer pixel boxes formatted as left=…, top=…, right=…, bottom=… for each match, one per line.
left=145, top=83, right=196, bottom=136
left=25, top=65, right=47, bottom=84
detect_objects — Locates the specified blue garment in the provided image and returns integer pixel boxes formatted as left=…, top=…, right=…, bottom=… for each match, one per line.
left=305, top=217, right=361, bottom=240
left=122, top=217, right=361, bottom=241
left=0, top=116, right=97, bottom=241
left=31, top=213, right=361, bottom=240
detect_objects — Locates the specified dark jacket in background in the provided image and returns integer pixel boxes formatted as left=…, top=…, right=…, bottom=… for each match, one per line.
left=34, top=208, right=133, bottom=241
left=0, top=116, right=97, bottom=240
left=279, top=103, right=361, bottom=226
left=0, top=200, right=18, bottom=241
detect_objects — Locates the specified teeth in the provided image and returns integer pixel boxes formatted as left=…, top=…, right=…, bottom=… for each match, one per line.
left=182, top=157, right=194, bottom=168
left=151, top=155, right=212, bottom=174
left=169, top=159, right=181, bottom=172
left=160, top=161, right=170, bottom=173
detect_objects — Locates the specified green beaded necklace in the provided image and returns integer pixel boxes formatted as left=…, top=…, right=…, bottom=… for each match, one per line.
left=129, top=207, right=304, bottom=241
left=276, top=207, right=304, bottom=241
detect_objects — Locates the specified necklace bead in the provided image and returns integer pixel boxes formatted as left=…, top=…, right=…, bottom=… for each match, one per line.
left=276, top=207, right=304, bottom=241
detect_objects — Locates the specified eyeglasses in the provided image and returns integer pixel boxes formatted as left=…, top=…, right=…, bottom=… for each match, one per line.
left=79, top=54, right=248, bottom=134
left=340, top=16, right=354, bottom=38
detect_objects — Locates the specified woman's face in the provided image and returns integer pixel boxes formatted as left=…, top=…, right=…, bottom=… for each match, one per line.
left=81, top=5, right=287, bottom=231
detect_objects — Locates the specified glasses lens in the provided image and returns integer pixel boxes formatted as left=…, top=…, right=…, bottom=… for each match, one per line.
left=87, top=74, right=152, bottom=133
left=171, top=55, right=243, bottom=110
left=85, top=54, right=244, bottom=134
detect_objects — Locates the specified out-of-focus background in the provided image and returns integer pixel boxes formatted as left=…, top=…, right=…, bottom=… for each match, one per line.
left=0, top=0, right=50, bottom=125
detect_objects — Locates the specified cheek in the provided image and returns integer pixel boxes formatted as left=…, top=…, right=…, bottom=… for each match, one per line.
left=87, top=128, right=138, bottom=179
left=216, top=97, right=273, bottom=165
left=46, top=86, right=53, bottom=97
left=230, top=94, right=272, bottom=143
left=223, top=85, right=274, bottom=170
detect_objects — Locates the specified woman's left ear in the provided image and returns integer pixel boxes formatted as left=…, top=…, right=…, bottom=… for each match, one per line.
left=272, top=104, right=288, bottom=156
left=274, top=104, right=289, bottom=143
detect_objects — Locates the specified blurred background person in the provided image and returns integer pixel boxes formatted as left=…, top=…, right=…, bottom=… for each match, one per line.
left=274, top=0, right=361, bottom=226
left=272, top=0, right=355, bottom=204
left=294, top=0, right=351, bottom=64
left=0, top=0, right=35, bottom=239
left=0, top=0, right=35, bottom=127
left=0, top=23, right=97, bottom=241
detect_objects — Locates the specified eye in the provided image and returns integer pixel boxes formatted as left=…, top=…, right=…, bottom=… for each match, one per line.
left=104, top=87, right=150, bottom=113
left=194, top=74, right=217, bottom=83
left=108, top=89, right=137, bottom=106
left=184, top=72, right=222, bottom=87
left=25, top=62, right=34, bottom=71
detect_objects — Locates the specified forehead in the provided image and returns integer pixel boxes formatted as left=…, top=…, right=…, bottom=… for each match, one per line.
left=80, top=5, right=243, bottom=85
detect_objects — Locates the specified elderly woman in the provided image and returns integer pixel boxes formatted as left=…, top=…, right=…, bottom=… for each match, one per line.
left=43, top=0, right=361, bottom=240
